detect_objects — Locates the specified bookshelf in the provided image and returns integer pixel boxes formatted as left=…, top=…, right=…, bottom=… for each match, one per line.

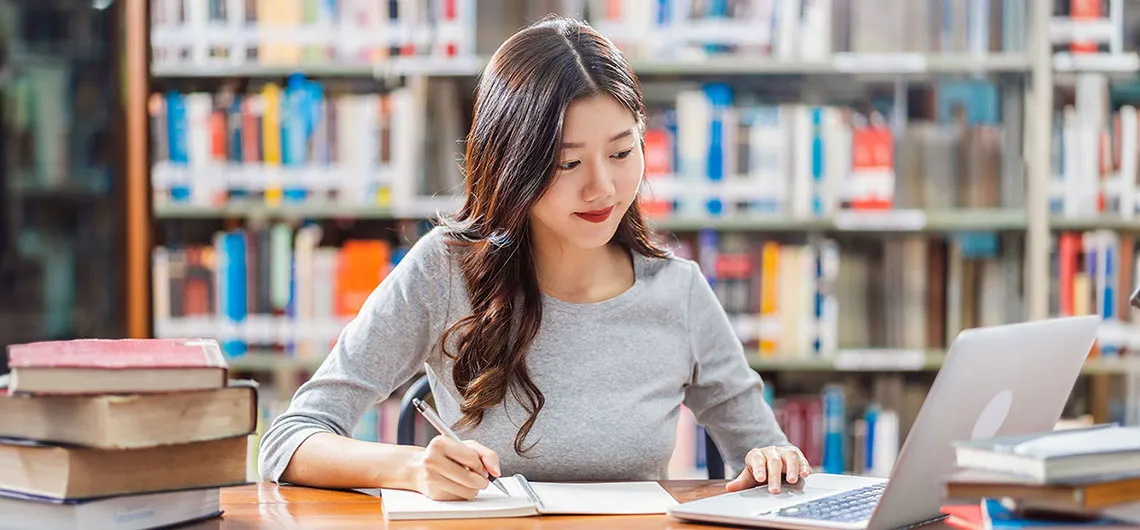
left=0, top=0, right=125, bottom=354
left=222, top=346, right=1140, bottom=376
left=127, top=0, right=1140, bottom=477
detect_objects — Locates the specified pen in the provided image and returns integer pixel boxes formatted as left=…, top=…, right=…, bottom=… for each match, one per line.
left=412, top=398, right=511, bottom=497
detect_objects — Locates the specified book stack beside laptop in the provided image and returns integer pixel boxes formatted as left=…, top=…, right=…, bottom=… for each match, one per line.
left=0, top=338, right=256, bottom=530
left=941, top=424, right=1140, bottom=529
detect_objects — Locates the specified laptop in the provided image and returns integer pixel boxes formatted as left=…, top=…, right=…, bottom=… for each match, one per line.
left=667, top=315, right=1101, bottom=530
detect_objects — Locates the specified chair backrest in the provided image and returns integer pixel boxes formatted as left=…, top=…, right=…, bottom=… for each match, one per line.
left=396, top=374, right=433, bottom=446
left=393, top=373, right=726, bottom=479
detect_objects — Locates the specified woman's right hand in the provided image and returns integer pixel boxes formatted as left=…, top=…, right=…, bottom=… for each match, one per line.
left=413, top=435, right=502, bottom=501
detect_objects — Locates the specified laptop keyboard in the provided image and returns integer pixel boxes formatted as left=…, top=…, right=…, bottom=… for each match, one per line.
left=770, top=483, right=886, bottom=523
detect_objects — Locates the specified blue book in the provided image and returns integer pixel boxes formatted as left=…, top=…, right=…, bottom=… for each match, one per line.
left=821, top=385, right=847, bottom=474
left=810, top=108, right=825, bottom=216
left=863, top=406, right=879, bottom=472
left=165, top=91, right=190, bottom=202
left=220, top=232, right=248, bottom=357
left=282, top=74, right=310, bottom=203
left=983, top=498, right=1120, bottom=530
left=702, top=83, right=733, bottom=217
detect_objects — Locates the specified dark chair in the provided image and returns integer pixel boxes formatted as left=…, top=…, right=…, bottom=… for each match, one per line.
left=396, top=373, right=435, bottom=446
left=395, top=373, right=726, bottom=479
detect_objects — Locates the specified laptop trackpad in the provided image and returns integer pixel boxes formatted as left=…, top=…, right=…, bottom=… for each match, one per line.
left=735, top=474, right=887, bottom=515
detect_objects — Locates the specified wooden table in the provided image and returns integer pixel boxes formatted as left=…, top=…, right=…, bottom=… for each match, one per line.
left=187, top=481, right=953, bottom=529
left=181, top=480, right=752, bottom=529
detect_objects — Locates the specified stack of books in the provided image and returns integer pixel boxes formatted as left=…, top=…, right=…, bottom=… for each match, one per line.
left=0, top=338, right=256, bottom=530
left=941, top=424, right=1140, bottom=529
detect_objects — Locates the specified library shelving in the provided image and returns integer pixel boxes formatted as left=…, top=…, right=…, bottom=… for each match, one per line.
left=0, top=1, right=124, bottom=354
left=222, top=346, right=1140, bottom=376
left=126, top=0, right=1140, bottom=478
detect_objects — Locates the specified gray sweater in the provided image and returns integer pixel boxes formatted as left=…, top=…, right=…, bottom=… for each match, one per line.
left=258, top=227, right=789, bottom=484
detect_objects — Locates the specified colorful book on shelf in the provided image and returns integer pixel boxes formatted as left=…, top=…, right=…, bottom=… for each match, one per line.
left=6, top=339, right=228, bottom=395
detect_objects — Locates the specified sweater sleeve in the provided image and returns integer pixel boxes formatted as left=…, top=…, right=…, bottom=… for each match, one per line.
left=682, top=261, right=789, bottom=476
left=257, top=228, right=450, bottom=483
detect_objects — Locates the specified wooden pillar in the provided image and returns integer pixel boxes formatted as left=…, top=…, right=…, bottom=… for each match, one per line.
left=125, top=0, right=150, bottom=338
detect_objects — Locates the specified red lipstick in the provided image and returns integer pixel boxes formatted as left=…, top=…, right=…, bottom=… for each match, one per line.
left=574, top=206, right=614, bottom=223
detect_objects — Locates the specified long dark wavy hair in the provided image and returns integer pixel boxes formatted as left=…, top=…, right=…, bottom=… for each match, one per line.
left=437, top=16, right=667, bottom=456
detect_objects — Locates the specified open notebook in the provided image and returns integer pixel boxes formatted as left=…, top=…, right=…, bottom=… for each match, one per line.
left=375, top=474, right=679, bottom=520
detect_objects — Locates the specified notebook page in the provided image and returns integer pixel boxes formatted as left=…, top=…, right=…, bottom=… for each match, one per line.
left=377, top=476, right=537, bottom=520
left=529, top=481, right=678, bottom=515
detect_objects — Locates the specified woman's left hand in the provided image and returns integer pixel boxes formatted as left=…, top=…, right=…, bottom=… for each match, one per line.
left=725, top=445, right=812, bottom=494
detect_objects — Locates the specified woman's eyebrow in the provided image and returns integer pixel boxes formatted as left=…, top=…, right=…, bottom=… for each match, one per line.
left=561, top=128, right=634, bottom=149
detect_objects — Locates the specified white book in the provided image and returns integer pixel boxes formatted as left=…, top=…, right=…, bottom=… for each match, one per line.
left=868, top=409, right=900, bottom=478
left=790, top=105, right=813, bottom=219
left=675, top=89, right=710, bottom=216
left=390, top=81, right=425, bottom=209
left=821, top=107, right=848, bottom=216
left=775, top=0, right=801, bottom=60
left=226, top=0, right=246, bottom=64
left=800, top=0, right=831, bottom=59
left=185, top=0, right=209, bottom=64
left=1120, top=105, right=1137, bottom=218
left=312, top=247, right=338, bottom=339
left=1062, top=105, right=1081, bottom=217
left=1076, top=74, right=1108, bottom=216
left=294, top=224, right=323, bottom=358
left=376, top=474, right=677, bottom=521
left=817, top=239, right=840, bottom=356
left=151, top=247, right=171, bottom=333
left=0, top=488, right=220, bottom=530
left=748, top=106, right=789, bottom=214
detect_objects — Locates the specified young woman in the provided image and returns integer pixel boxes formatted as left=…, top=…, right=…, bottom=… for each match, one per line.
left=259, top=16, right=810, bottom=501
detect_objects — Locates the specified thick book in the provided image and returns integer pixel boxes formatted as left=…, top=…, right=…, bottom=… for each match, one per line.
left=375, top=474, right=678, bottom=521
left=946, top=468, right=1140, bottom=511
left=0, top=486, right=223, bottom=530
left=0, top=435, right=248, bottom=500
left=0, top=380, right=257, bottom=449
left=953, top=425, right=1140, bottom=483
left=6, top=338, right=228, bottom=394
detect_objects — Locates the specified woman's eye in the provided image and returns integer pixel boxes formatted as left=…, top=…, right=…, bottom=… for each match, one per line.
left=612, top=149, right=633, bottom=160
left=558, top=160, right=580, bottom=170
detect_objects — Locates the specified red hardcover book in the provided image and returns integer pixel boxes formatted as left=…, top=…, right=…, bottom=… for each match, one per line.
left=6, top=339, right=228, bottom=395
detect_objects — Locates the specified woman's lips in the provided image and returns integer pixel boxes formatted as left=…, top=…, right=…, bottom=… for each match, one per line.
left=574, top=206, right=614, bottom=223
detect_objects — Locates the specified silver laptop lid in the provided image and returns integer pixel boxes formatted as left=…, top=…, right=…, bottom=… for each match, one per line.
left=867, top=315, right=1100, bottom=530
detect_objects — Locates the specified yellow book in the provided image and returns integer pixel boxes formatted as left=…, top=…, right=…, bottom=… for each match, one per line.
left=759, top=241, right=781, bottom=357
left=261, top=83, right=282, bottom=205
left=1073, top=272, right=1091, bottom=316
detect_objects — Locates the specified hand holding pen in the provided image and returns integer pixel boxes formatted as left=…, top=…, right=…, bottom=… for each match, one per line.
left=412, top=398, right=511, bottom=500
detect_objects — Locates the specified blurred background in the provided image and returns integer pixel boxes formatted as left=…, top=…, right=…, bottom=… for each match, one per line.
left=2, top=0, right=1140, bottom=480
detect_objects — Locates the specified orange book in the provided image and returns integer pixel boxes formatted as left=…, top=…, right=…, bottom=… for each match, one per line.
left=241, top=98, right=260, bottom=164
left=209, top=110, right=226, bottom=162
left=335, top=241, right=392, bottom=317
left=640, top=128, right=673, bottom=218
left=1058, top=232, right=1081, bottom=316
left=1070, top=0, right=1100, bottom=54
left=758, top=242, right=781, bottom=357
left=849, top=123, right=894, bottom=210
